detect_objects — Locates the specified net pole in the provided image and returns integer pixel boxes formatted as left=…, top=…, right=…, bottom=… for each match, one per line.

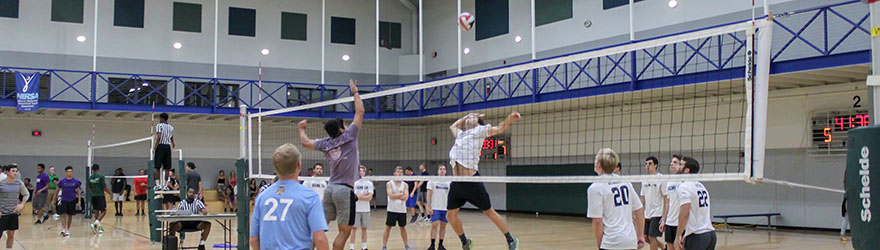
left=248, top=112, right=254, bottom=176
left=240, top=105, right=247, bottom=159
left=744, top=26, right=755, bottom=180
left=456, top=0, right=461, bottom=74
left=258, top=61, right=263, bottom=177
left=751, top=16, right=773, bottom=180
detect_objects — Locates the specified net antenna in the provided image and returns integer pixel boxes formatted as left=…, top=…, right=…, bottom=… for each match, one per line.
left=244, top=18, right=773, bottom=185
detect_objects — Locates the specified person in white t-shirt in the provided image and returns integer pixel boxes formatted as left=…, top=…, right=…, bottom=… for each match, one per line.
left=587, top=148, right=646, bottom=250
left=675, top=157, right=716, bottom=250
left=304, top=163, right=328, bottom=201
left=350, top=166, right=373, bottom=250
left=447, top=112, right=521, bottom=250
left=382, top=166, right=411, bottom=250
left=426, top=164, right=452, bottom=250
left=660, top=155, right=683, bottom=250
left=640, top=156, right=666, bottom=250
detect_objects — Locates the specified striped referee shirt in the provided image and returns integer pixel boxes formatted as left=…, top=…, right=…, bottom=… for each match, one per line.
left=177, top=198, right=206, bottom=215
left=156, top=123, right=174, bottom=145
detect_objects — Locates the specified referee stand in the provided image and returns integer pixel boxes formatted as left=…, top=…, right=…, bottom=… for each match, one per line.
left=148, top=156, right=187, bottom=243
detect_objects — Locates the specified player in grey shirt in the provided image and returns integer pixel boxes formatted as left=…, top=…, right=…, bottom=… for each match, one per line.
left=0, top=165, right=29, bottom=250
left=299, top=79, right=364, bottom=250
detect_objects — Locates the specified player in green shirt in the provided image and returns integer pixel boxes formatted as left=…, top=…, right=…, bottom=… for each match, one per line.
left=45, top=167, right=59, bottom=218
left=88, top=164, right=111, bottom=234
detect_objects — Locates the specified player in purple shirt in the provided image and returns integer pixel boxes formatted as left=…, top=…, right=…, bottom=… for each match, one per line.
left=299, top=79, right=364, bottom=250
left=33, top=163, right=50, bottom=224
left=55, top=166, right=81, bottom=237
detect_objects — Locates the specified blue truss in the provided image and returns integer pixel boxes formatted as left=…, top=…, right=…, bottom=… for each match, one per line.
left=0, top=0, right=870, bottom=119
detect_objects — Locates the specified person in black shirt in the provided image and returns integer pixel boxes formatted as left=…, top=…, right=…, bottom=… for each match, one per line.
left=163, top=169, right=180, bottom=210
left=111, top=168, right=126, bottom=216
left=405, top=167, right=419, bottom=224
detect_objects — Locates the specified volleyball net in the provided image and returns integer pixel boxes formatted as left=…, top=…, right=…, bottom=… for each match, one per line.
left=242, top=18, right=775, bottom=186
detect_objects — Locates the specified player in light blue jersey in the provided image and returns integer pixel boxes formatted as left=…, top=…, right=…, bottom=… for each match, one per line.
left=250, top=143, right=330, bottom=250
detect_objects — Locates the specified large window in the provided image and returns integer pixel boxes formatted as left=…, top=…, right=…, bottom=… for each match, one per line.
left=183, top=82, right=239, bottom=108
left=331, top=17, right=356, bottom=45
left=173, top=2, right=201, bottom=32
left=379, top=21, right=401, bottom=49
left=0, top=0, right=19, bottom=19
left=228, top=7, right=256, bottom=37
left=603, top=0, right=645, bottom=10
left=281, top=12, right=307, bottom=41
left=536, top=0, right=571, bottom=26
left=52, top=0, right=84, bottom=23
left=1, top=72, right=50, bottom=101
left=107, top=78, right=167, bottom=105
left=475, top=0, right=509, bottom=41
left=114, top=0, right=145, bottom=28
left=288, top=87, right=337, bottom=112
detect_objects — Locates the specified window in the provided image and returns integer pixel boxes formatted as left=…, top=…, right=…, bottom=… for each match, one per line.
left=106, top=78, right=167, bottom=105
left=331, top=17, right=356, bottom=45
left=228, top=7, right=256, bottom=37
left=281, top=12, right=307, bottom=41
left=0, top=0, right=19, bottom=19
left=1, top=72, right=50, bottom=101
left=379, top=21, right=401, bottom=49
left=114, top=0, right=145, bottom=28
left=183, top=82, right=240, bottom=108
left=173, top=2, right=201, bottom=32
left=52, top=0, right=84, bottom=23
left=475, top=0, right=509, bottom=41
left=603, top=0, right=645, bottom=10
left=287, top=87, right=337, bottom=112
left=536, top=0, right=571, bottom=26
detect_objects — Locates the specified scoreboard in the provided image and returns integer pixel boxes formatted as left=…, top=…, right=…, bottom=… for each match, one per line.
left=810, top=109, right=870, bottom=155
left=480, top=135, right=510, bottom=160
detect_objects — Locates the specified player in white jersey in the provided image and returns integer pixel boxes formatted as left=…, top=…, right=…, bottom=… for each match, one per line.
left=304, top=163, right=328, bottom=201
left=383, top=166, right=411, bottom=250
left=640, top=156, right=666, bottom=250
left=350, top=166, right=373, bottom=250
left=427, top=164, right=452, bottom=250
left=660, top=155, right=684, bottom=250
left=447, top=112, right=521, bottom=250
left=675, top=157, right=716, bottom=250
left=587, top=148, right=646, bottom=250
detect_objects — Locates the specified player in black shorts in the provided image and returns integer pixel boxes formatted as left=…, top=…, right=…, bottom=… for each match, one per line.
left=0, top=165, right=29, bottom=249
left=446, top=112, right=521, bottom=250
left=154, top=113, right=175, bottom=190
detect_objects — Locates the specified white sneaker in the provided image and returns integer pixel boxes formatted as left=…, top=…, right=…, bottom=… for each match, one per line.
left=90, top=222, right=98, bottom=234
left=62, top=230, right=70, bottom=237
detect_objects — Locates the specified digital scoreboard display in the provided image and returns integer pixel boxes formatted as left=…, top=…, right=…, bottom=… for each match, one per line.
left=480, top=136, right=509, bottom=160
left=811, top=110, right=870, bottom=155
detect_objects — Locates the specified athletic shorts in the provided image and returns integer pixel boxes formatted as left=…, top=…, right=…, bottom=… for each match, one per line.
left=665, top=225, right=679, bottom=243
left=135, top=194, right=147, bottom=201
left=684, top=231, right=717, bottom=250
left=645, top=217, right=662, bottom=237
left=57, top=201, right=78, bottom=215
left=431, top=210, right=448, bottom=223
left=91, top=196, right=107, bottom=211
left=406, top=195, right=417, bottom=208
left=164, top=194, right=177, bottom=204
left=175, top=221, right=207, bottom=231
left=418, top=190, right=427, bottom=203
left=385, top=212, right=407, bottom=227
left=0, top=214, right=18, bottom=231
left=447, top=176, right=492, bottom=211
left=112, top=193, right=125, bottom=202
left=33, top=192, right=47, bottom=209
left=353, top=212, right=371, bottom=228
left=154, top=144, right=173, bottom=170
left=323, top=184, right=356, bottom=226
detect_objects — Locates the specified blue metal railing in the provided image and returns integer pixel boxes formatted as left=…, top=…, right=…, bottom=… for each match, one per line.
left=0, top=0, right=870, bottom=118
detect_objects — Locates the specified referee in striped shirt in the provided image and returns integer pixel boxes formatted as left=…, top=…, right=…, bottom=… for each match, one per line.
left=170, top=188, right=211, bottom=250
left=154, top=113, right=175, bottom=189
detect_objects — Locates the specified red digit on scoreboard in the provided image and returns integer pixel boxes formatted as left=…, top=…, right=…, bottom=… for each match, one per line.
left=835, top=117, right=845, bottom=131
left=823, top=127, right=832, bottom=142
left=857, top=115, right=871, bottom=127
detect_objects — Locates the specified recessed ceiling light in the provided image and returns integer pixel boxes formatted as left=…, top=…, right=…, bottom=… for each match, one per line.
left=76, top=36, right=87, bottom=43
left=261, top=49, right=270, bottom=55
left=342, top=55, right=350, bottom=61
left=463, top=48, right=471, bottom=54
left=172, top=42, right=182, bottom=49
left=514, top=36, right=522, bottom=43
left=668, top=0, right=678, bottom=8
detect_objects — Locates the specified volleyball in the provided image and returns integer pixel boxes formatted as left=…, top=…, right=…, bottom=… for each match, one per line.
left=458, top=12, right=475, bottom=31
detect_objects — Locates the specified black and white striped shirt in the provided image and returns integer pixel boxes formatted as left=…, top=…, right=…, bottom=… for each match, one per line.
left=177, top=199, right=206, bottom=215
left=156, top=123, right=174, bottom=145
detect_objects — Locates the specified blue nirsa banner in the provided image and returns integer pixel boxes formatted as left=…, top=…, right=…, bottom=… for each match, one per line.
left=15, top=71, right=41, bottom=112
